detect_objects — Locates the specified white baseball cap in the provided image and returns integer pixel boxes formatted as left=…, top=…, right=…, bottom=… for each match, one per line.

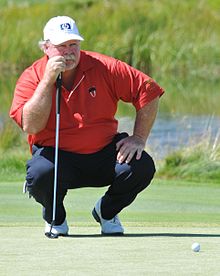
left=43, top=16, right=84, bottom=45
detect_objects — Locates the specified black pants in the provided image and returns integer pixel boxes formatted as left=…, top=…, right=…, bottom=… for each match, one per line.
left=26, top=133, right=156, bottom=225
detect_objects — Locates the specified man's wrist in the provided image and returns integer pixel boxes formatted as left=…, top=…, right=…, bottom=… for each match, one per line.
left=41, top=77, right=55, bottom=87
left=133, top=134, right=146, bottom=144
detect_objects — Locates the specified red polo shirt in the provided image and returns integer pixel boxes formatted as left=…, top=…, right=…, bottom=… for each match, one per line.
left=10, top=50, right=164, bottom=153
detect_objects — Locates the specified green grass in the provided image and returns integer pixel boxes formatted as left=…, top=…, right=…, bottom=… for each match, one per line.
left=1, top=226, right=220, bottom=275
left=1, top=179, right=220, bottom=227
left=0, top=150, right=29, bottom=181
left=157, top=134, right=220, bottom=183
left=1, top=0, right=220, bottom=153
left=0, top=179, right=220, bottom=275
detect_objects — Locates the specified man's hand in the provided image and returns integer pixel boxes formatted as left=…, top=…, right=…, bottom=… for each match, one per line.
left=116, top=97, right=159, bottom=164
left=43, top=56, right=66, bottom=85
left=116, top=135, right=145, bottom=164
left=116, top=98, right=159, bottom=164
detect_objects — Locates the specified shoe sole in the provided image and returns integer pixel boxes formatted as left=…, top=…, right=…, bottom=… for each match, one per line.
left=92, top=208, right=124, bottom=236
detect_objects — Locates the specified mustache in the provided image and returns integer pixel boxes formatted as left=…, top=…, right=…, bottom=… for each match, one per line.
left=64, top=54, right=75, bottom=61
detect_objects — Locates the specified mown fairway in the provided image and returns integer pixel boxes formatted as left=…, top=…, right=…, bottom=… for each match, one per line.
left=0, top=179, right=220, bottom=275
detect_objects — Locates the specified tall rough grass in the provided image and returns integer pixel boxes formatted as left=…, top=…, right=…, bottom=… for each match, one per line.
left=157, top=130, right=220, bottom=183
left=1, top=0, right=220, bottom=114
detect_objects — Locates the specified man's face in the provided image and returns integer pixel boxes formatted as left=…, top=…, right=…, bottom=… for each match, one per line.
left=44, top=40, right=81, bottom=71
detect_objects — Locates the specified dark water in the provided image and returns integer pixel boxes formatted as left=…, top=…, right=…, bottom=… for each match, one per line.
left=118, top=114, right=220, bottom=160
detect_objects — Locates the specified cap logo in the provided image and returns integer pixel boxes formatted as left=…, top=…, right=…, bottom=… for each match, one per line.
left=60, top=23, right=71, bottom=30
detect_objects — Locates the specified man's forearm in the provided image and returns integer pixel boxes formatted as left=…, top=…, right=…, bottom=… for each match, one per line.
left=22, top=79, right=54, bottom=134
left=133, top=97, right=159, bottom=143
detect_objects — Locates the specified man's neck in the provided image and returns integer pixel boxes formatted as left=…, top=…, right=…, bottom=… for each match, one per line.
left=62, top=69, right=76, bottom=91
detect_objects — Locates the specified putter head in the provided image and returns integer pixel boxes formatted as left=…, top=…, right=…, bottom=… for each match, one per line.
left=45, top=220, right=58, bottom=238
left=45, top=232, right=59, bottom=239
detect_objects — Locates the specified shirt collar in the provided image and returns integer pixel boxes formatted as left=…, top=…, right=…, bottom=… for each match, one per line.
left=78, top=50, right=94, bottom=72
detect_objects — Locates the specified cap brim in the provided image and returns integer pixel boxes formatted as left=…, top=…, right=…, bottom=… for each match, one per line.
left=50, top=34, right=84, bottom=45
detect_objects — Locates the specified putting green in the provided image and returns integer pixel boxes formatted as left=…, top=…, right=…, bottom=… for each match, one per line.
left=0, top=179, right=220, bottom=275
left=0, top=226, right=220, bottom=275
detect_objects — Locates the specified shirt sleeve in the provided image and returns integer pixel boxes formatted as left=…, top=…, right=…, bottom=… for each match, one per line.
left=9, top=66, right=39, bottom=128
left=111, top=59, right=164, bottom=111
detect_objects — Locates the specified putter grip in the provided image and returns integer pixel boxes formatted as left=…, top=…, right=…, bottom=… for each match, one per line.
left=56, top=74, right=62, bottom=114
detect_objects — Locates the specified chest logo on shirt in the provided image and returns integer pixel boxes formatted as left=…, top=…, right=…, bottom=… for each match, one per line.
left=88, top=86, right=96, bottom=98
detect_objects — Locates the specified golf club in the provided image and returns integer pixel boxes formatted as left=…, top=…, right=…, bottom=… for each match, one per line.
left=45, top=73, right=62, bottom=239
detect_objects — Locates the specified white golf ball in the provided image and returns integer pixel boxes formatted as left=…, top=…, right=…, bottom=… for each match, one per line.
left=192, top=242, right=200, bottom=252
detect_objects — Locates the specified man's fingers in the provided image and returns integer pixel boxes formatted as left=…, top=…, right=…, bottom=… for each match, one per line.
left=125, top=151, right=136, bottom=163
left=118, top=149, right=142, bottom=164
left=44, top=57, right=67, bottom=84
left=116, top=139, right=125, bottom=151
left=136, top=148, right=143, bottom=160
left=116, top=135, right=145, bottom=163
left=117, top=150, right=128, bottom=164
left=117, top=148, right=136, bottom=164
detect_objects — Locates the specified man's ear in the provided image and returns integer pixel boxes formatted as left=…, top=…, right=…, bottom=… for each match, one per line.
left=39, top=41, right=49, bottom=54
left=43, top=44, right=49, bottom=54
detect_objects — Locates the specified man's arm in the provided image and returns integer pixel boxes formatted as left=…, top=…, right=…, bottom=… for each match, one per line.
left=116, top=96, right=159, bottom=164
left=22, top=56, right=66, bottom=134
left=22, top=79, right=54, bottom=134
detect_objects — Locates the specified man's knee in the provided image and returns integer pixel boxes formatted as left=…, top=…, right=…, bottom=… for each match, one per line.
left=26, top=155, right=54, bottom=196
left=133, top=151, right=156, bottom=179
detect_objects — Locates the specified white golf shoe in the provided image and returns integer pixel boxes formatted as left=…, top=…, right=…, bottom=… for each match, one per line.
left=92, top=198, right=124, bottom=235
left=45, top=219, right=69, bottom=236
